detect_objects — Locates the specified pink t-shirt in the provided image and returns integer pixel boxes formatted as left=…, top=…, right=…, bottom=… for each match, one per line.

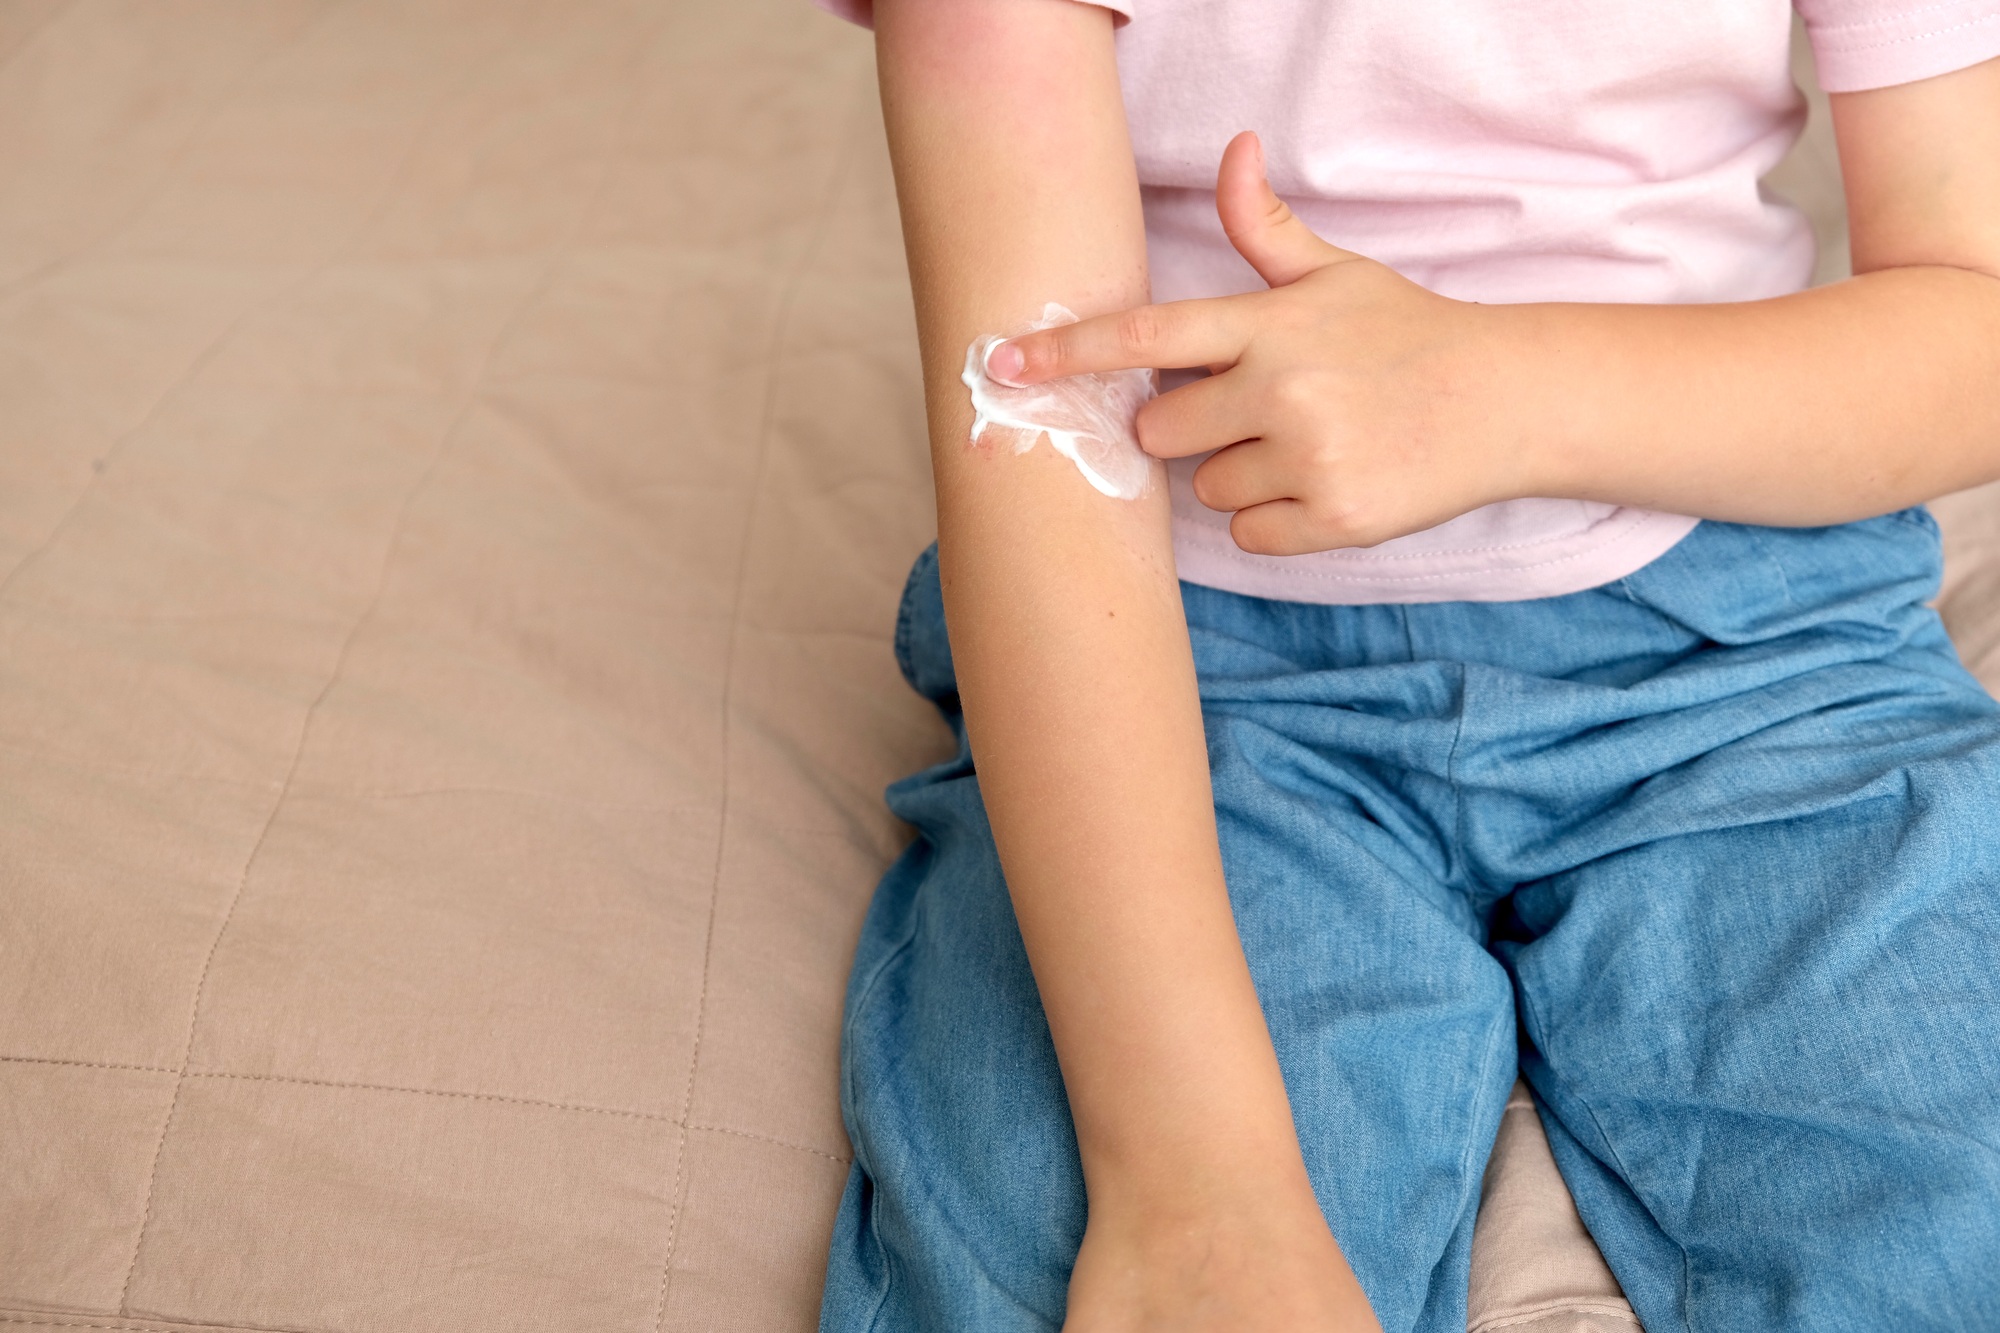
left=820, top=0, right=2000, bottom=603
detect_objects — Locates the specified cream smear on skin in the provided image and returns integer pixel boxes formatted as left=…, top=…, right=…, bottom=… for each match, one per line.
left=962, top=303, right=1156, bottom=500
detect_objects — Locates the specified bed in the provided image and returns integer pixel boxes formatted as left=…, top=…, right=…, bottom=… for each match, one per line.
left=2, top=2, right=1995, bottom=1330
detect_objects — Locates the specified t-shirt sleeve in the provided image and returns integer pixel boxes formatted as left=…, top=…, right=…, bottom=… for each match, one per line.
left=811, top=0, right=1134, bottom=29
left=1795, top=0, right=2000, bottom=92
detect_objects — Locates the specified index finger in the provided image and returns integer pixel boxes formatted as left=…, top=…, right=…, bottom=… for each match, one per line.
left=986, top=296, right=1252, bottom=386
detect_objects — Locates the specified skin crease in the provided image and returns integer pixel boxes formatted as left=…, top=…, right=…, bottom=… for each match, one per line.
left=875, top=0, right=2000, bottom=1328
left=992, top=59, right=2000, bottom=557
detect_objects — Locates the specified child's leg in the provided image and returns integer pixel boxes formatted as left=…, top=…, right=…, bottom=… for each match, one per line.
left=1506, top=713, right=2000, bottom=1331
left=1472, top=516, right=2000, bottom=1332
left=820, top=547, right=1516, bottom=1333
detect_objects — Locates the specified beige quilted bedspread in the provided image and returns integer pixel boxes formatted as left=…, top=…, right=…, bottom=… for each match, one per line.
left=0, top=3, right=1995, bottom=1332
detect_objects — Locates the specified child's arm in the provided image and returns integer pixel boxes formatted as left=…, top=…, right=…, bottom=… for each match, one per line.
left=871, top=1, right=1379, bottom=1328
left=991, top=59, right=2000, bottom=555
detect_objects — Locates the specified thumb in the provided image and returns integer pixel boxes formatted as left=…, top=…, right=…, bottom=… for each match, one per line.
left=1216, top=131, right=1357, bottom=288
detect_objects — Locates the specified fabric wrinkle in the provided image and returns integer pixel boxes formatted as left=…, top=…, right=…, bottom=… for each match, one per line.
left=823, top=514, right=2000, bottom=1333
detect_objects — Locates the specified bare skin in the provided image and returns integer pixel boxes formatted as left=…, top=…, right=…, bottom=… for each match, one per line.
left=874, top=0, right=2000, bottom=1326
left=994, top=62, right=2000, bottom=553
left=875, top=1, right=1378, bottom=1329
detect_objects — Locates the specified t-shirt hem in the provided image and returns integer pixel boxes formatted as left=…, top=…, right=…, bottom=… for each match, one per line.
left=1172, top=508, right=1702, bottom=606
left=1805, top=2, right=2000, bottom=93
left=810, top=0, right=1134, bottom=29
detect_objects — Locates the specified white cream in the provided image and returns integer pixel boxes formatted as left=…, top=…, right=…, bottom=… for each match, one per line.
left=962, top=303, right=1155, bottom=500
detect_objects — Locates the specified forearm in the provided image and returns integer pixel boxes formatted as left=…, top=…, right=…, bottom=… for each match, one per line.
left=875, top=0, right=1307, bottom=1205
left=1524, top=59, right=2000, bottom=526
left=993, top=61, right=2000, bottom=565
left=1517, top=264, right=2000, bottom=525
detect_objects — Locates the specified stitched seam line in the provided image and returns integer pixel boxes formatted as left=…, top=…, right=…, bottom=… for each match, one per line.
left=0, top=1304, right=306, bottom=1328
left=181, top=1069, right=671, bottom=1121
left=649, top=50, right=872, bottom=1333
left=1175, top=511, right=1698, bottom=583
left=114, top=405, right=458, bottom=1316
left=0, top=1321, right=195, bottom=1333
left=1816, top=9, right=2000, bottom=52
left=0, top=1307, right=320, bottom=1333
left=0, top=1053, right=848, bottom=1160
left=1176, top=504, right=1681, bottom=567
left=686, top=1121, right=849, bottom=1165
left=1806, top=0, right=1985, bottom=33
left=0, top=1054, right=175, bottom=1076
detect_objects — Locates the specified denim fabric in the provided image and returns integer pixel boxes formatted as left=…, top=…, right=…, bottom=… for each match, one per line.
left=821, top=513, right=2000, bottom=1333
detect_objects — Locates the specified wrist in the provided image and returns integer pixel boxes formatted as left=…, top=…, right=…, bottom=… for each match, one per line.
left=1478, top=301, right=1599, bottom=503
left=1067, top=1153, right=1382, bottom=1333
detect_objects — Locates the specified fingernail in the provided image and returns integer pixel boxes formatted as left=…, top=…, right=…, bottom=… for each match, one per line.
left=985, top=340, right=1027, bottom=386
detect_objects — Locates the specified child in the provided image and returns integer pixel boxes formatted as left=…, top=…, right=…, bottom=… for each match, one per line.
left=813, top=0, right=2000, bottom=1328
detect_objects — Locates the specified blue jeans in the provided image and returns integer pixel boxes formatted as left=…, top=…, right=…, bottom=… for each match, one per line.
left=820, top=514, right=2000, bottom=1333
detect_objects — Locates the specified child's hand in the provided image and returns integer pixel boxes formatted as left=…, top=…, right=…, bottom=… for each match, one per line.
left=986, top=132, right=1544, bottom=555
left=1061, top=1178, right=1380, bottom=1333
